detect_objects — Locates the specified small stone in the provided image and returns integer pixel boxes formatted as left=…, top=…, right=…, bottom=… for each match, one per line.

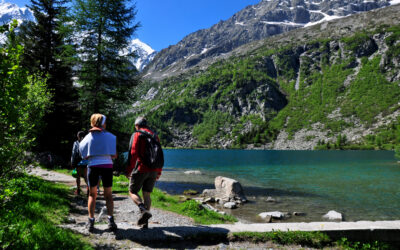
left=259, top=211, right=285, bottom=219
left=67, top=217, right=76, bottom=224
left=183, top=189, right=199, bottom=195
left=217, top=243, right=228, bottom=250
left=203, top=197, right=215, bottom=203
left=323, top=210, right=343, bottom=221
left=223, top=202, right=237, bottom=209
left=201, top=189, right=216, bottom=197
left=266, top=196, right=276, bottom=202
left=117, top=181, right=129, bottom=186
left=293, top=212, right=306, bottom=216
left=184, top=170, right=202, bottom=175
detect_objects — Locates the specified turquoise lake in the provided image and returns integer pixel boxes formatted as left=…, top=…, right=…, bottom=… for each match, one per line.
left=156, top=149, right=400, bottom=223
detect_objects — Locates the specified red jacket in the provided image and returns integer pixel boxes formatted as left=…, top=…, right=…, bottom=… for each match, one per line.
left=127, top=127, right=162, bottom=176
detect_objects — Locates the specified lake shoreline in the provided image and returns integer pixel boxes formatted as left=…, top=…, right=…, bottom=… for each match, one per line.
left=158, top=149, right=400, bottom=223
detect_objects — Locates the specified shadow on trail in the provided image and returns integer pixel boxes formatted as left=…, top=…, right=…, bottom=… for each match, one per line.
left=155, top=180, right=322, bottom=198
left=114, top=225, right=229, bottom=248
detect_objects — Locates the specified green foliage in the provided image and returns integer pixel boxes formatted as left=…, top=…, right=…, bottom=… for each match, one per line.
left=385, top=26, right=400, bottom=61
left=178, top=199, right=237, bottom=225
left=336, top=237, right=390, bottom=250
left=0, top=174, right=92, bottom=249
left=193, top=111, right=233, bottom=145
left=341, top=31, right=371, bottom=54
left=341, top=56, right=400, bottom=124
left=0, top=22, right=52, bottom=179
left=269, top=60, right=353, bottom=137
left=229, top=231, right=331, bottom=248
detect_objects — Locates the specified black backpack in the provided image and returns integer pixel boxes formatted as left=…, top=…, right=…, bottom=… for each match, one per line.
left=127, top=129, right=164, bottom=170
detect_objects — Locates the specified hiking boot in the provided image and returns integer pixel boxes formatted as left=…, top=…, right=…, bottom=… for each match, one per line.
left=108, top=217, right=118, bottom=232
left=137, top=210, right=152, bottom=226
left=140, top=222, right=148, bottom=230
left=86, top=218, right=95, bottom=233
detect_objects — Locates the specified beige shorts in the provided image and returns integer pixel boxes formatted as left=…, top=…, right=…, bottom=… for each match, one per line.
left=129, top=172, right=158, bottom=193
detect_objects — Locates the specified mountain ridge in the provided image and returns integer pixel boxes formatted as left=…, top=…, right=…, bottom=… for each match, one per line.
left=130, top=3, right=400, bottom=150
left=142, top=0, right=398, bottom=80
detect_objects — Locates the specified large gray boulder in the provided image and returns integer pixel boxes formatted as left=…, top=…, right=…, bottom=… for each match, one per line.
left=215, top=176, right=247, bottom=203
left=201, top=176, right=247, bottom=204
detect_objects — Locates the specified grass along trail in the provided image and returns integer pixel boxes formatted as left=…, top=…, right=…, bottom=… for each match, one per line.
left=26, top=166, right=397, bottom=249
left=27, top=167, right=281, bottom=249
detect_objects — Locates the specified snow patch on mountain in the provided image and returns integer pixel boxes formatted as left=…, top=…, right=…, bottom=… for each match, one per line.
left=122, top=39, right=156, bottom=72
left=390, top=0, right=400, bottom=5
left=0, top=1, right=34, bottom=25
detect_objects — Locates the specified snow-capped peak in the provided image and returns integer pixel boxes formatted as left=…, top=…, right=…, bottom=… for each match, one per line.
left=130, top=38, right=155, bottom=55
left=123, top=39, right=157, bottom=71
left=0, top=1, right=34, bottom=25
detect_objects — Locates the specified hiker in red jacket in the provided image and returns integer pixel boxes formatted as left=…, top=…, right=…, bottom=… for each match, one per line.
left=127, top=116, right=162, bottom=229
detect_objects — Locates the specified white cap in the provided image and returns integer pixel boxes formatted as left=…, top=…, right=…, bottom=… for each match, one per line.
left=134, top=116, right=147, bottom=126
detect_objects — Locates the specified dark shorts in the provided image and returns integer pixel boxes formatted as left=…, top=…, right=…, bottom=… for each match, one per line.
left=87, top=167, right=113, bottom=188
left=129, top=172, right=158, bottom=193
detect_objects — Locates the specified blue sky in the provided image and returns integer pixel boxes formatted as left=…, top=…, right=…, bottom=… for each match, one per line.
left=10, top=0, right=260, bottom=51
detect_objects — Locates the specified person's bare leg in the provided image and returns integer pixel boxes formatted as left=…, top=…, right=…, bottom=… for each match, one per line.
left=76, top=167, right=81, bottom=191
left=103, top=187, right=114, bottom=216
left=83, top=168, right=88, bottom=186
left=143, top=191, right=152, bottom=211
left=88, top=186, right=97, bottom=218
left=129, top=191, right=143, bottom=205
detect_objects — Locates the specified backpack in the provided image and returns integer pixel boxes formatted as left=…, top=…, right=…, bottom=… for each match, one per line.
left=127, top=129, right=164, bottom=170
left=72, top=141, right=82, bottom=166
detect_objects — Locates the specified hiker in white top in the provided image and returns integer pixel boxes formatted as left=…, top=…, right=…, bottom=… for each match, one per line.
left=79, top=113, right=118, bottom=232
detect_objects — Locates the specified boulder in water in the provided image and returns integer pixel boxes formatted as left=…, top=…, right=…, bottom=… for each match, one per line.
left=259, top=211, right=285, bottom=219
left=323, top=210, right=343, bottom=221
left=214, top=176, right=247, bottom=203
left=184, top=170, right=202, bottom=175
left=223, top=202, right=237, bottom=209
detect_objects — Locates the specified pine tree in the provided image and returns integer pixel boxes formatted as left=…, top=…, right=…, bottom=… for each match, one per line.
left=17, top=0, right=81, bottom=158
left=72, top=0, right=140, bottom=122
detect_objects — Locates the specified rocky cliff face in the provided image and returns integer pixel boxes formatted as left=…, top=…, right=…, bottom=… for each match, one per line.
left=131, top=4, right=400, bottom=150
left=142, top=0, right=393, bottom=81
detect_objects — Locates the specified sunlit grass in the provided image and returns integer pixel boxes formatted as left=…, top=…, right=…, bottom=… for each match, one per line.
left=0, top=174, right=92, bottom=249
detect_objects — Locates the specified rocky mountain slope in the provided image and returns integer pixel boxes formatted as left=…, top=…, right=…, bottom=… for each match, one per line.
left=142, top=0, right=397, bottom=80
left=130, top=3, right=400, bottom=150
